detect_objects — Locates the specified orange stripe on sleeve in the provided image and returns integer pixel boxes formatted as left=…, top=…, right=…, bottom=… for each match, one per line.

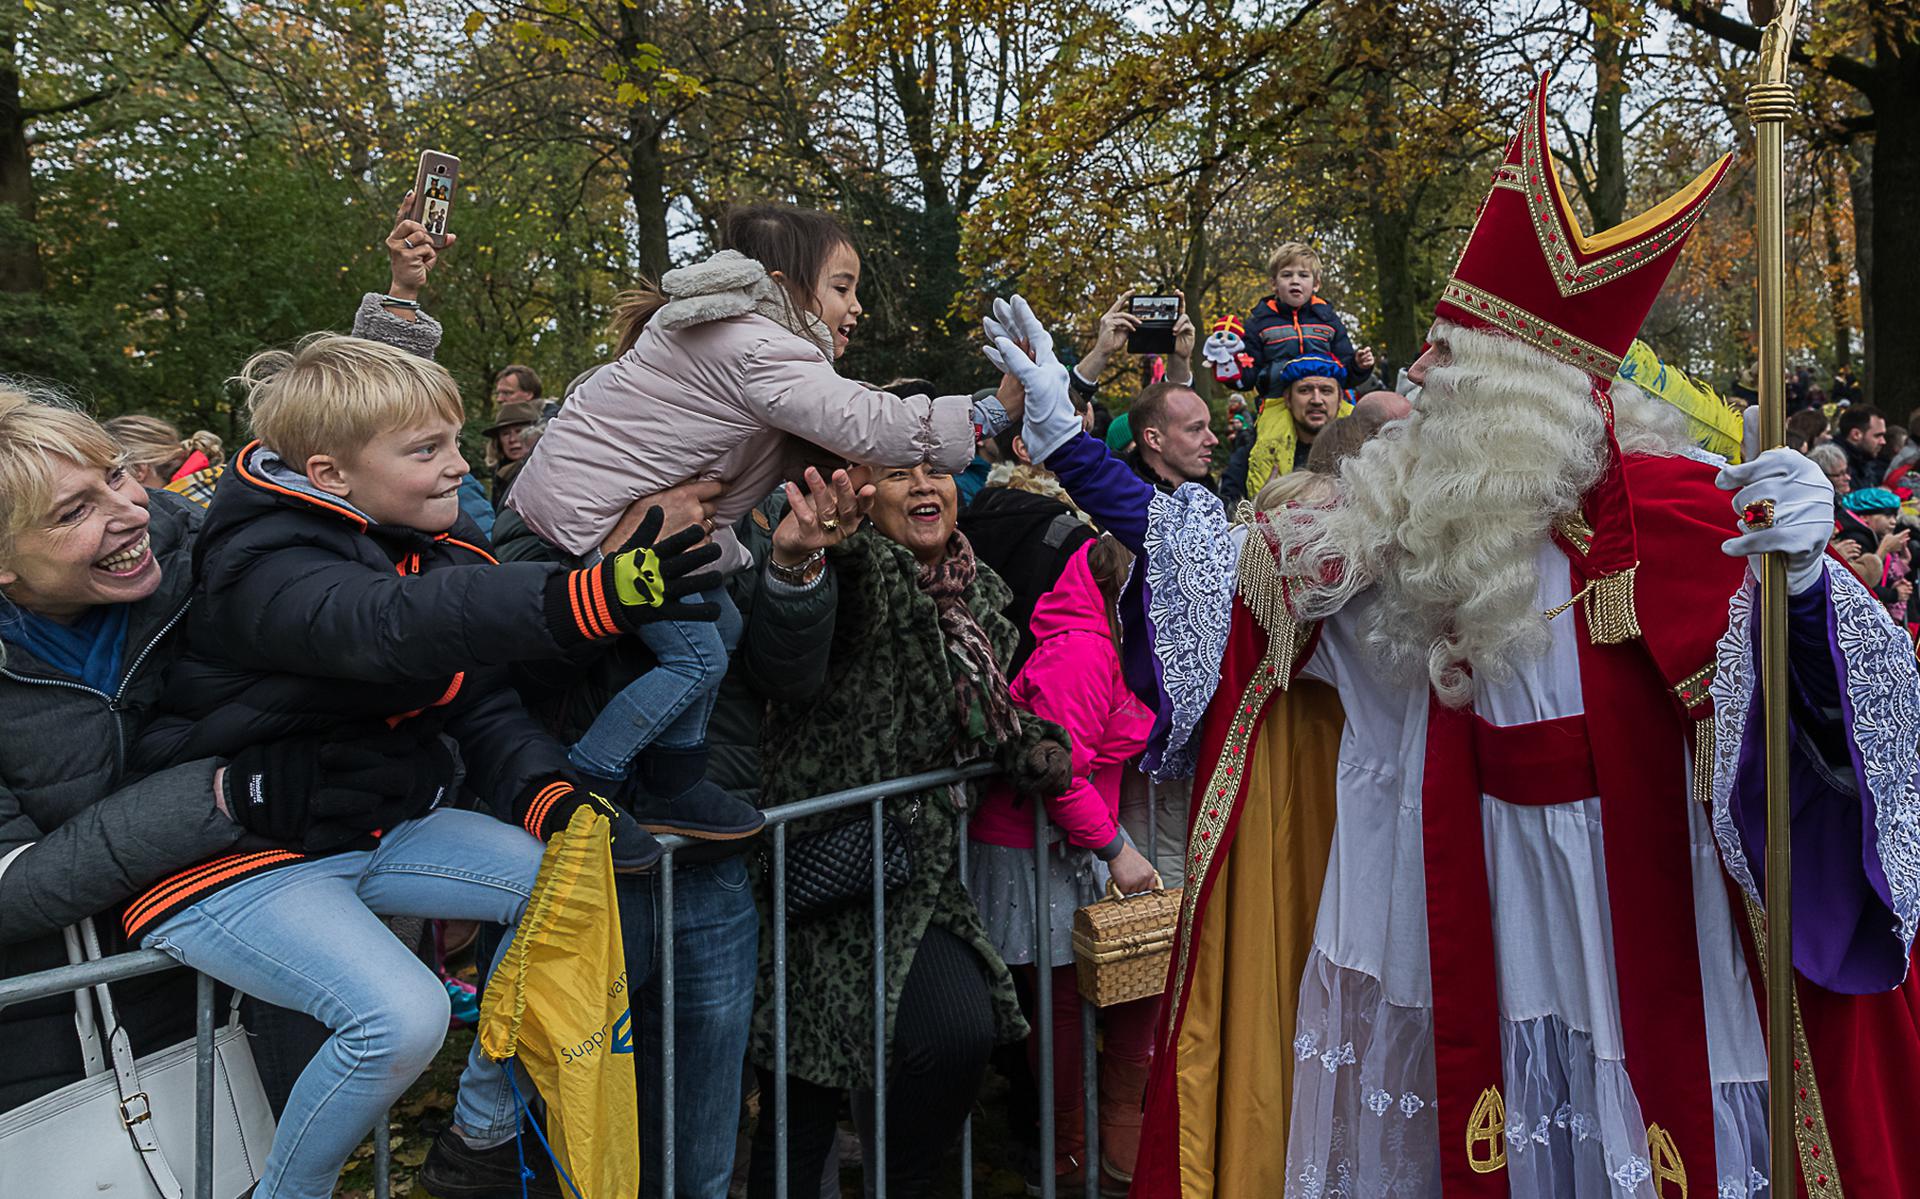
left=124, top=851, right=306, bottom=932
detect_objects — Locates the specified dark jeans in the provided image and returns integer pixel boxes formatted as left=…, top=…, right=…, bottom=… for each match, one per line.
left=746, top=925, right=998, bottom=1199
left=619, top=855, right=760, bottom=1199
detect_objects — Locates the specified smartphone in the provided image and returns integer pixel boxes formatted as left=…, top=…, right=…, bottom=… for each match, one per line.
left=1127, top=294, right=1181, bottom=355
left=408, top=151, right=460, bottom=248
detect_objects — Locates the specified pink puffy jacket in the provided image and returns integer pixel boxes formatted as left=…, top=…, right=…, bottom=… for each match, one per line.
left=508, top=297, right=976, bottom=572
left=970, top=542, right=1153, bottom=854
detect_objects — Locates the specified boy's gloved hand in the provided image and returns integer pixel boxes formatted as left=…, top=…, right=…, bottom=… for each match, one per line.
left=516, top=776, right=663, bottom=873
left=544, top=506, right=723, bottom=644
left=223, top=728, right=457, bottom=849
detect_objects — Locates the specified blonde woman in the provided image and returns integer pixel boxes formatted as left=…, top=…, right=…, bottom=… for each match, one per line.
left=103, top=413, right=226, bottom=507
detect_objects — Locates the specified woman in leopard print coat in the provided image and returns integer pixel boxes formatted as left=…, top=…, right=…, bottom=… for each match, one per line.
left=745, top=462, right=1069, bottom=1199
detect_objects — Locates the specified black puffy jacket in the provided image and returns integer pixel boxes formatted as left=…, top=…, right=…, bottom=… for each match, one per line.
left=0, top=492, right=242, bottom=1109
left=129, top=442, right=583, bottom=937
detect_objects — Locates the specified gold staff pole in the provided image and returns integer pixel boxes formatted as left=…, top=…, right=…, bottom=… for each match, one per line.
left=1745, top=0, right=1803, bottom=1192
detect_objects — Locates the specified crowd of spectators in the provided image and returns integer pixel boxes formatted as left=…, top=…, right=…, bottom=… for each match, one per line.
left=2, top=190, right=1909, bottom=1199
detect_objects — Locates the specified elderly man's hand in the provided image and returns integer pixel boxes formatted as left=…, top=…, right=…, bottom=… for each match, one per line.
left=1719, top=407, right=1836, bottom=594
left=984, top=295, right=1079, bottom=465
left=601, top=478, right=725, bottom=556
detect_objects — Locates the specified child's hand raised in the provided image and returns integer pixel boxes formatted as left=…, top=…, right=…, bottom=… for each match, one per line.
left=1356, top=345, right=1377, bottom=373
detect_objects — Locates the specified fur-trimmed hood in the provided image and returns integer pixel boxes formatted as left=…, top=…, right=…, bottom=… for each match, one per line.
left=657, top=249, right=836, bottom=360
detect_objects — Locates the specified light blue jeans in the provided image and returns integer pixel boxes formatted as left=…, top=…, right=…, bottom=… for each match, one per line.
left=569, top=588, right=743, bottom=777
left=142, top=808, right=543, bottom=1199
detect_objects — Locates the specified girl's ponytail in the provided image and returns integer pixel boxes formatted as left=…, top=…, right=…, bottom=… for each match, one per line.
left=610, top=284, right=669, bottom=357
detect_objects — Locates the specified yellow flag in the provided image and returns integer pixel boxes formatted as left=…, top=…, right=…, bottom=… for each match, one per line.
left=479, top=808, right=638, bottom=1199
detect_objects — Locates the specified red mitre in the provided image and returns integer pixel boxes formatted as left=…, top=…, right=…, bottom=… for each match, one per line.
left=1433, top=72, right=1732, bottom=644
left=1434, top=73, right=1731, bottom=380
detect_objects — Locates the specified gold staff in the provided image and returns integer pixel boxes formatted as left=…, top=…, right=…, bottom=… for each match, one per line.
left=1745, top=0, right=1802, bottom=1192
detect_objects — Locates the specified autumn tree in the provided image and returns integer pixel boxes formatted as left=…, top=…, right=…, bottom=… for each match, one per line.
left=1655, top=0, right=1919, bottom=410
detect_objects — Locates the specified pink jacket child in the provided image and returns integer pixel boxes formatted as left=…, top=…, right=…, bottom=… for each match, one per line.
left=971, top=542, right=1155, bottom=857
left=509, top=250, right=993, bottom=571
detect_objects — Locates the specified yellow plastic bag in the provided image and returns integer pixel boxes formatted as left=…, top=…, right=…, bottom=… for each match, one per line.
left=479, top=807, right=638, bottom=1198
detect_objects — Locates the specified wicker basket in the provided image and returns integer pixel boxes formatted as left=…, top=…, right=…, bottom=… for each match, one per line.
left=1072, top=881, right=1182, bottom=1007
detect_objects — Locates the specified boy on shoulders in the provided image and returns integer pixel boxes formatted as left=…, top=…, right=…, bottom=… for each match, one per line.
left=1240, top=242, right=1376, bottom=396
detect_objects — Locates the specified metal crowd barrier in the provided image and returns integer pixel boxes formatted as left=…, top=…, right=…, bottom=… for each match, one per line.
left=0, top=761, right=1179, bottom=1199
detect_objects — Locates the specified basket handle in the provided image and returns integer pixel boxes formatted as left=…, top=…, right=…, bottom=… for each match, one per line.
left=1104, top=871, right=1168, bottom=903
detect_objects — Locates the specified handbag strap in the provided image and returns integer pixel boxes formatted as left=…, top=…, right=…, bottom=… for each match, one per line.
left=61, top=924, right=108, bottom=1075
left=74, top=917, right=187, bottom=1199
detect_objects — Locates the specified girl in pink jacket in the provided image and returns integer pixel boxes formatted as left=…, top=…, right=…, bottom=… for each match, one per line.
left=510, top=203, right=1008, bottom=838
left=966, top=536, right=1160, bottom=1194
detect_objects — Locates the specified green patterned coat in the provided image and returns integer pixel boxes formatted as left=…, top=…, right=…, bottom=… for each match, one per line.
left=750, top=529, right=1060, bottom=1090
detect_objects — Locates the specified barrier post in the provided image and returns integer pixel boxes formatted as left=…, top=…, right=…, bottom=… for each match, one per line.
left=195, top=971, right=215, bottom=1199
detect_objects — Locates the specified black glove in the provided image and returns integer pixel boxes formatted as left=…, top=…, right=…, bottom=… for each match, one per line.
left=543, top=506, right=724, bottom=643
left=223, top=728, right=457, bottom=850
left=516, top=777, right=663, bottom=872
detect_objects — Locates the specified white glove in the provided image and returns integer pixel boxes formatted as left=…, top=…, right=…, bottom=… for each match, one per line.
left=1718, top=406, right=1835, bottom=594
left=982, top=295, right=1080, bottom=464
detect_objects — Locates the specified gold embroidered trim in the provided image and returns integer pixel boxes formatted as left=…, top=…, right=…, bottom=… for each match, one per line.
left=1691, top=718, right=1715, bottom=808
left=1744, top=897, right=1848, bottom=1199
left=1645, top=1123, right=1688, bottom=1198
left=1556, top=513, right=1595, bottom=556
left=1467, top=1085, right=1508, bottom=1173
left=1673, top=662, right=1717, bottom=709
left=1165, top=656, right=1287, bottom=1034
left=1584, top=566, right=1642, bottom=644
left=1439, top=279, right=1624, bottom=376
left=1515, top=97, right=1708, bottom=299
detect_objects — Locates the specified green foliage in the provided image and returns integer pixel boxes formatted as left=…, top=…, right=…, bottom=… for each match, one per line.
left=31, top=141, right=368, bottom=435
left=0, top=0, right=1887, bottom=432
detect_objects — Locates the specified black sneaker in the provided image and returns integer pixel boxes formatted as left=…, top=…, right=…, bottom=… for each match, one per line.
left=633, top=747, right=766, bottom=840
left=417, top=1126, right=564, bottom=1199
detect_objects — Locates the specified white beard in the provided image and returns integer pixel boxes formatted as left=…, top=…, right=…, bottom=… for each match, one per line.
left=1271, top=321, right=1693, bottom=707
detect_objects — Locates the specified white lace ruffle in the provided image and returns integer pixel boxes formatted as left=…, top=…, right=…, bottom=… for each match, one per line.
left=1709, top=571, right=1761, bottom=900
left=1710, top=560, right=1920, bottom=951
left=1827, top=559, right=1920, bottom=948
left=1141, top=483, right=1237, bottom=780
left=1286, top=952, right=1770, bottom=1199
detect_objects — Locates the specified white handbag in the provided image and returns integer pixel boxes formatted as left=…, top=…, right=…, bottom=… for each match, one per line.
left=0, top=918, right=277, bottom=1198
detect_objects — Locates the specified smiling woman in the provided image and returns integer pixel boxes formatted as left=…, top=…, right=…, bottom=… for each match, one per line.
left=0, top=388, right=162, bottom=625
left=0, top=384, right=255, bottom=1118
left=744, top=455, right=1075, bottom=1199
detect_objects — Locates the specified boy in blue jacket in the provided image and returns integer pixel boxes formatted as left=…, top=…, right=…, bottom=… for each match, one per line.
left=1240, top=242, right=1376, bottom=396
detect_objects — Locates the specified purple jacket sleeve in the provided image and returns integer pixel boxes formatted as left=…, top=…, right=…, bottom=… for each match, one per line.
left=1713, top=561, right=1920, bottom=994
left=1043, top=431, right=1154, bottom=553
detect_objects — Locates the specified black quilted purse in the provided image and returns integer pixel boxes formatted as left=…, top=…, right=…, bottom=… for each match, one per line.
left=781, top=808, right=915, bottom=922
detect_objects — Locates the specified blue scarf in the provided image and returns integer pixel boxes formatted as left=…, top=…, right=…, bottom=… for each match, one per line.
left=0, top=602, right=131, bottom=694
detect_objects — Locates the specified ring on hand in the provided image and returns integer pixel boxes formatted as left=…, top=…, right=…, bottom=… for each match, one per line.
left=1741, top=499, right=1777, bottom=531
left=702, top=516, right=714, bottom=532
left=403, top=238, right=414, bottom=249
left=819, top=517, right=841, bottom=532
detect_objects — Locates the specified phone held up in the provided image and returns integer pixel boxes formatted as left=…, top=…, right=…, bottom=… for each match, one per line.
left=1127, top=293, right=1181, bottom=355
left=408, top=151, right=460, bottom=248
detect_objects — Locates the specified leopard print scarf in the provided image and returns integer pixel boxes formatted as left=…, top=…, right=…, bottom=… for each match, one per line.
left=917, top=532, right=1021, bottom=747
